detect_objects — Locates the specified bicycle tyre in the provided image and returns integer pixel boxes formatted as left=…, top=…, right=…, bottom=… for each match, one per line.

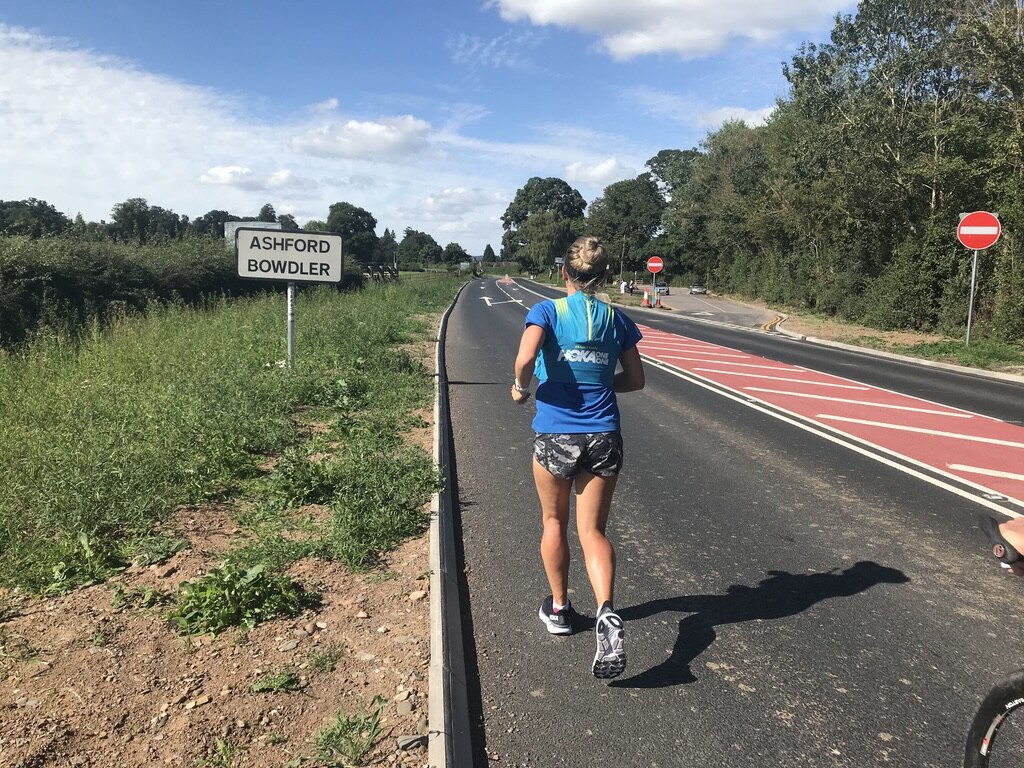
left=965, top=669, right=1024, bottom=767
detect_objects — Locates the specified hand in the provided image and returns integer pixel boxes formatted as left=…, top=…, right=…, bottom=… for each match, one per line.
left=510, top=386, right=530, bottom=404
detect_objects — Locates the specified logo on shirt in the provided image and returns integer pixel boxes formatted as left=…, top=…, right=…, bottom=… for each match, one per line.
left=557, top=348, right=610, bottom=365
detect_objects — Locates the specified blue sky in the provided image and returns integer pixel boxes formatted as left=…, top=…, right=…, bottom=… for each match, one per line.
left=0, top=1, right=855, bottom=253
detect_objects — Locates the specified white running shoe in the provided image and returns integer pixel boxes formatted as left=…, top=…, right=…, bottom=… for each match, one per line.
left=592, top=605, right=626, bottom=679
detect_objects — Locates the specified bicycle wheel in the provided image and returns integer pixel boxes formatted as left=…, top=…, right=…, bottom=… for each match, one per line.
left=965, top=670, right=1024, bottom=767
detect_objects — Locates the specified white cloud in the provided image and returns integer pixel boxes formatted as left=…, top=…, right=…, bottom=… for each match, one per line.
left=441, top=103, right=490, bottom=132
left=290, top=116, right=431, bottom=161
left=200, top=166, right=317, bottom=192
left=624, top=86, right=773, bottom=129
left=493, top=0, right=853, bottom=59
left=565, top=157, right=635, bottom=188
left=0, top=23, right=650, bottom=252
left=309, top=98, right=339, bottom=114
left=446, top=31, right=540, bottom=69
left=404, top=187, right=507, bottom=219
left=695, top=105, right=774, bottom=128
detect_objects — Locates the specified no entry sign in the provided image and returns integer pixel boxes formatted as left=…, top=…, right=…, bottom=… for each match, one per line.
left=646, top=256, right=664, bottom=274
left=958, top=211, right=1001, bottom=250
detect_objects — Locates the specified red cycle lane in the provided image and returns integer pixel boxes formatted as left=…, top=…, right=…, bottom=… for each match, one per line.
left=636, top=325, right=1024, bottom=512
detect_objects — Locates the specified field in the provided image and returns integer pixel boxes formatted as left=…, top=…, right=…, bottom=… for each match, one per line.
left=0, top=278, right=460, bottom=767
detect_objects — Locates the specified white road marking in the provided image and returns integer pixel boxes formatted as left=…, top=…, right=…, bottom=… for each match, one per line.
left=742, top=388, right=974, bottom=417
left=641, top=355, right=1022, bottom=518
left=640, top=345, right=749, bottom=358
left=481, top=296, right=523, bottom=307
left=693, top=369, right=871, bottom=389
left=816, top=415, right=1024, bottom=449
left=662, top=357, right=798, bottom=371
left=949, top=465, right=1024, bottom=482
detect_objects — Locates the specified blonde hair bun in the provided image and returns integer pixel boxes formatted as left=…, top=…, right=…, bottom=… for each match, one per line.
left=565, top=236, right=608, bottom=292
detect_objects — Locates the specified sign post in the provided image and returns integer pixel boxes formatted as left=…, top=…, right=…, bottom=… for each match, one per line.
left=646, top=256, right=663, bottom=307
left=957, top=211, right=1001, bottom=346
left=235, top=228, right=344, bottom=368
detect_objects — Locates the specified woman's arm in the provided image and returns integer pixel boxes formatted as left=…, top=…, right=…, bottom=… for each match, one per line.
left=512, top=324, right=545, bottom=403
left=613, top=346, right=645, bottom=393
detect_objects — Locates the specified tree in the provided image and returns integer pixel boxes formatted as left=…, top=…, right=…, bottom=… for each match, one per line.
left=482, top=244, right=496, bottom=262
left=375, top=228, right=398, bottom=265
left=110, top=198, right=153, bottom=243
left=586, top=174, right=665, bottom=271
left=501, top=177, right=586, bottom=259
left=646, top=149, right=702, bottom=198
left=326, top=202, right=379, bottom=263
left=0, top=198, right=71, bottom=237
left=257, top=203, right=277, bottom=222
left=443, top=242, right=469, bottom=264
left=304, top=218, right=327, bottom=231
left=515, top=211, right=578, bottom=273
left=191, top=210, right=233, bottom=238
left=397, top=228, right=442, bottom=267
left=277, top=213, right=298, bottom=230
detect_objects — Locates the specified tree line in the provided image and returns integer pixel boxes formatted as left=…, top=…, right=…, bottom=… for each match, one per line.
left=498, top=0, right=1024, bottom=342
left=0, top=198, right=473, bottom=270
left=0, top=196, right=477, bottom=347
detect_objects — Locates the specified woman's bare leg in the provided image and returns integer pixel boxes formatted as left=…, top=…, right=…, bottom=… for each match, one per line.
left=533, top=457, right=573, bottom=605
left=574, top=470, right=618, bottom=607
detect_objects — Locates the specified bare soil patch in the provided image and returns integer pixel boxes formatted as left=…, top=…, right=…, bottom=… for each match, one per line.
left=0, top=528, right=432, bottom=768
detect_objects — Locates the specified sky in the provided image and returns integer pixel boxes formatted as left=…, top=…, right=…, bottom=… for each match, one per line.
left=0, top=0, right=856, bottom=254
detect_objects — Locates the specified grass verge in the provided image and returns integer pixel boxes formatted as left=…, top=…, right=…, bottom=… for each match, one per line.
left=0, top=279, right=458, bottom=593
left=840, top=335, right=1024, bottom=371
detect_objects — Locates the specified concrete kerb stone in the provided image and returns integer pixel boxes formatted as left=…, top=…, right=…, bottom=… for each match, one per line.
left=429, top=281, right=474, bottom=768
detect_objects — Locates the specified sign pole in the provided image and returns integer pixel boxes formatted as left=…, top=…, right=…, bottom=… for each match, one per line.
left=966, top=250, right=979, bottom=347
left=286, top=282, right=296, bottom=368
left=233, top=227, right=343, bottom=371
left=956, top=211, right=1001, bottom=347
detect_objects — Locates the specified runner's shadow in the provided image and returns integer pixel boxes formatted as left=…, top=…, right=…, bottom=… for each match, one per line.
left=610, top=561, right=909, bottom=689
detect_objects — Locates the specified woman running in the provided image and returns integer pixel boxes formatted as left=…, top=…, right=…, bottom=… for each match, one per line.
left=510, top=236, right=646, bottom=679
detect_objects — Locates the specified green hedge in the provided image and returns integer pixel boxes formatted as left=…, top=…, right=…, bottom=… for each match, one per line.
left=0, top=235, right=363, bottom=347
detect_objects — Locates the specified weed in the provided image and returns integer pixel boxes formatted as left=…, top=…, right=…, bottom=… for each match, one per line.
left=0, top=595, right=20, bottom=623
left=313, top=696, right=387, bottom=767
left=44, top=532, right=126, bottom=595
left=89, top=629, right=110, bottom=647
left=122, top=532, right=189, bottom=567
left=265, top=732, right=288, bottom=745
left=195, top=738, right=239, bottom=767
left=248, top=668, right=301, bottom=694
left=0, top=626, right=37, bottom=679
left=365, top=570, right=399, bottom=584
left=167, top=563, right=320, bottom=636
left=307, top=647, right=344, bottom=674
left=111, top=584, right=170, bottom=611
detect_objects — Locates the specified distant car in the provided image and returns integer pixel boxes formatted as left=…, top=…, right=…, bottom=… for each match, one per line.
left=689, top=283, right=707, bottom=295
left=655, top=281, right=670, bottom=295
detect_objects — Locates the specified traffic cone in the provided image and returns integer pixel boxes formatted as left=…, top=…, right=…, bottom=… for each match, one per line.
left=641, top=290, right=650, bottom=307
left=654, top=295, right=662, bottom=308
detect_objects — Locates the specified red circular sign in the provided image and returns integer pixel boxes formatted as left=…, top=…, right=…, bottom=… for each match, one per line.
left=958, top=211, right=1001, bottom=250
left=646, top=256, right=664, bottom=274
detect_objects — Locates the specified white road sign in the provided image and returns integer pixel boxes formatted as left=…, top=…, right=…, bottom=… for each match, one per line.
left=236, top=228, right=343, bottom=283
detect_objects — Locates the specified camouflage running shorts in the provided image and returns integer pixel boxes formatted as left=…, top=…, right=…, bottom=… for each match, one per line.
left=533, top=431, right=624, bottom=479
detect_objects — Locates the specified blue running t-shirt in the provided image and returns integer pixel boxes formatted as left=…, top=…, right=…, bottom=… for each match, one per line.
left=525, top=292, right=642, bottom=434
